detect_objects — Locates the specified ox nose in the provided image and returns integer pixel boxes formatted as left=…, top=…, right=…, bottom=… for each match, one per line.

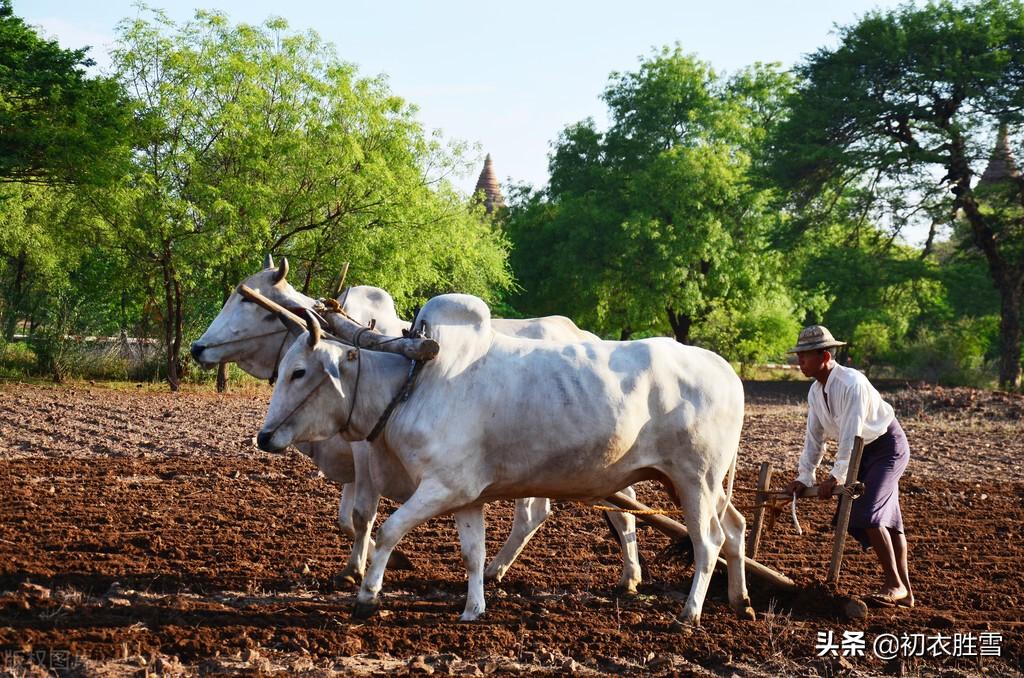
left=190, top=342, right=206, bottom=362
left=256, top=430, right=277, bottom=452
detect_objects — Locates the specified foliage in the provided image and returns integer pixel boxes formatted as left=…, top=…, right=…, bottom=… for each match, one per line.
left=5, top=2, right=1022, bottom=391
left=506, top=49, right=795, bottom=342
left=768, top=0, right=1024, bottom=388
left=27, top=287, right=78, bottom=382
left=0, top=0, right=132, bottom=184
left=850, top=321, right=892, bottom=377
left=691, top=290, right=801, bottom=376
left=89, top=8, right=510, bottom=389
left=893, top=316, right=1000, bottom=387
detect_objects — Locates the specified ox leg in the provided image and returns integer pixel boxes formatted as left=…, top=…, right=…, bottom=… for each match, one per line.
left=675, top=480, right=726, bottom=628
left=335, top=486, right=380, bottom=588
left=484, top=497, right=551, bottom=582
left=354, top=480, right=462, bottom=619
left=719, top=499, right=755, bottom=620
left=337, top=482, right=356, bottom=538
left=454, top=506, right=487, bottom=621
left=336, top=445, right=379, bottom=586
left=599, top=485, right=642, bottom=595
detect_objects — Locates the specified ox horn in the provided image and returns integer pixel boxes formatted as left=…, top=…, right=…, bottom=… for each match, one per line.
left=263, top=252, right=275, bottom=269
left=273, top=257, right=289, bottom=284
left=304, top=308, right=321, bottom=348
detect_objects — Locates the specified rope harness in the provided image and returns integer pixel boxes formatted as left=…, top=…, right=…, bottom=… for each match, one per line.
left=268, top=330, right=291, bottom=386
left=313, top=299, right=427, bottom=443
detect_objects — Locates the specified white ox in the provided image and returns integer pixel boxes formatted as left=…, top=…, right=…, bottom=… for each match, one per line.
left=257, top=293, right=752, bottom=626
left=191, top=259, right=641, bottom=591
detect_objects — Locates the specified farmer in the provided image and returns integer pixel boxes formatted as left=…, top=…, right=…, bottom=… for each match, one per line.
left=784, top=325, right=914, bottom=607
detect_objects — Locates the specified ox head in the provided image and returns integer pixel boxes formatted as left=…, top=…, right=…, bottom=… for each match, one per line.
left=190, top=256, right=311, bottom=379
left=256, top=309, right=359, bottom=452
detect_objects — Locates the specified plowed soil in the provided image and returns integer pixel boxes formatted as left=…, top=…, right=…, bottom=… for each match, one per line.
left=1, top=380, right=1021, bottom=676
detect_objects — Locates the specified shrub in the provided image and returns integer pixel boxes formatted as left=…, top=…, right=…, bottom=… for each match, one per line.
left=850, top=320, right=892, bottom=377
left=893, top=316, right=999, bottom=387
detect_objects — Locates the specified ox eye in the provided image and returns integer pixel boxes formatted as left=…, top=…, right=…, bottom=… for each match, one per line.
left=291, top=368, right=306, bottom=381
left=263, top=313, right=277, bottom=322
left=239, top=297, right=252, bottom=304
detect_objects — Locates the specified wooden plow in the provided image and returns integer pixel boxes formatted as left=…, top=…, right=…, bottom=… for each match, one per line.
left=745, top=436, right=866, bottom=586
left=606, top=436, right=867, bottom=602
left=604, top=491, right=797, bottom=591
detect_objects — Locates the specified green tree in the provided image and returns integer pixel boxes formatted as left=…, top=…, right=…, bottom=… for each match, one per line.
left=506, top=48, right=793, bottom=343
left=0, top=0, right=131, bottom=184
left=769, top=0, right=1024, bottom=388
left=100, top=9, right=509, bottom=389
left=691, top=290, right=802, bottom=377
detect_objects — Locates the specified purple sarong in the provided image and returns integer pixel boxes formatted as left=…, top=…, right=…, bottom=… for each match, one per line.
left=835, top=419, right=910, bottom=549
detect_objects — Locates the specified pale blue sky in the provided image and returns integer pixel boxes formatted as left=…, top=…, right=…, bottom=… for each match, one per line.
left=21, top=1, right=916, bottom=196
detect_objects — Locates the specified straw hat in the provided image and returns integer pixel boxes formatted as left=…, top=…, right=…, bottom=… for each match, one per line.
left=787, top=325, right=847, bottom=354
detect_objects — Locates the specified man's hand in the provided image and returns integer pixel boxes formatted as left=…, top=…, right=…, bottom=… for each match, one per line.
left=784, top=479, right=806, bottom=497
left=817, top=476, right=838, bottom=501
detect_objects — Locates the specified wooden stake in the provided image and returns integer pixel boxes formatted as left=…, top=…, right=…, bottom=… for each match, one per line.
left=605, top=491, right=796, bottom=591
left=334, top=262, right=350, bottom=298
left=747, top=462, right=773, bottom=559
left=827, top=435, right=866, bottom=586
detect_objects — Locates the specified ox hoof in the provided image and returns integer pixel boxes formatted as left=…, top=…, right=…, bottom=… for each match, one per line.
left=736, top=605, right=756, bottom=621
left=387, top=550, right=414, bottom=571
left=669, top=612, right=700, bottom=635
left=669, top=619, right=697, bottom=636
left=733, top=597, right=756, bottom=621
left=333, top=570, right=361, bottom=588
left=614, top=583, right=639, bottom=598
left=458, top=610, right=483, bottom=623
left=352, top=599, right=381, bottom=620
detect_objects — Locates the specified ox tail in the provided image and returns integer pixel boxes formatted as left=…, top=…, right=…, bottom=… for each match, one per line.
left=720, top=444, right=739, bottom=522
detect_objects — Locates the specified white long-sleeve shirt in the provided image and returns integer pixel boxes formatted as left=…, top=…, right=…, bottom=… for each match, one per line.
left=797, top=363, right=895, bottom=486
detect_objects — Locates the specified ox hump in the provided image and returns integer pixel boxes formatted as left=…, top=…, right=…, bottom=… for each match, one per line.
left=414, top=294, right=493, bottom=372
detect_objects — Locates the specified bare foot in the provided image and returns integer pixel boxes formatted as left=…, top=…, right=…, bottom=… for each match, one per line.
left=867, top=586, right=913, bottom=607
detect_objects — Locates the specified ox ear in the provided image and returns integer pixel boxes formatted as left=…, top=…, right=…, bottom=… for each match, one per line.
left=323, top=353, right=345, bottom=398
left=303, top=309, right=321, bottom=348
left=273, top=257, right=289, bottom=284
left=263, top=253, right=274, bottom=269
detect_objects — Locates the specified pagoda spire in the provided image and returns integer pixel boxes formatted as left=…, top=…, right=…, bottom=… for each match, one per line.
left=473, top=154, right=504, bottom=214
left=979, top=123, right=1020, bottom=185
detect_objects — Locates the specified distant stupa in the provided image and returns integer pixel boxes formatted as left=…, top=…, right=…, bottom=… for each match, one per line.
left=979, top=123, right=1020, bottom=186
left=473, top=154, right=504, bottom=214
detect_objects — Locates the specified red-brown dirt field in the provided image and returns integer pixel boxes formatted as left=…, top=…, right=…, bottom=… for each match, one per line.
left=0, top=380, right=1021, bottom=676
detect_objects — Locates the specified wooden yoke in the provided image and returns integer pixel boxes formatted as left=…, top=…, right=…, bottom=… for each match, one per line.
left=236, top=284, right=440, bottom=362
left=827, top=435, right=866, bottom=586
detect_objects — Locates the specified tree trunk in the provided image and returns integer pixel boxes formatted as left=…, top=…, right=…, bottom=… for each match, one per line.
left=216, top=280, right=231, bottom=392
left=947, top=131, right=1022, bottom=390
left=996, top=277, right=1022, bottom=390
left=161, top=251, right=180, bottom=392
left=3, top=252, right=27, bottom=342
left=619, top=326, right=633, bottom=341
left=666, top=308, right=693, bottom=344
left=173, top=278, right=183, bottom=380
left=302, top=262, right=314, bottom=296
